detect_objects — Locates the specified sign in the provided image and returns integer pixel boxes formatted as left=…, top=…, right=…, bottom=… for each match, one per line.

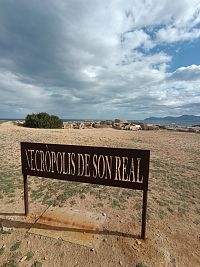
left=21, top=142, right=150, bottom=239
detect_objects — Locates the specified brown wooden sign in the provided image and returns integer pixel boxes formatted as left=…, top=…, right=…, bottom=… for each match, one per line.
left=21, top=142, right=150, bottom=239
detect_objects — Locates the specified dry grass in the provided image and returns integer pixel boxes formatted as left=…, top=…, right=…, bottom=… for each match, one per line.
left=0, top=121, right=200, bottom=267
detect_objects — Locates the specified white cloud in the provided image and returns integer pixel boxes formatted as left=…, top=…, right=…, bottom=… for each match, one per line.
left=169, top=65, right=200, bottom=81
left=156, top=27, right=200, bottom=43
left=121, top=30, right=154, bottom=50
left=0, top=0, right=200, bottom=119
left=0, top=71, right=49, bottom=116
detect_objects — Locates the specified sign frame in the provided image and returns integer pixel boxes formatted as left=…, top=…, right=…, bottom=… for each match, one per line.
left=21, top=142, right=150, bottom=239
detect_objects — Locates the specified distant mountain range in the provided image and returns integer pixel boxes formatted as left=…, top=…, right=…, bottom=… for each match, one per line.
left=143, top=115, right=200, bottom=126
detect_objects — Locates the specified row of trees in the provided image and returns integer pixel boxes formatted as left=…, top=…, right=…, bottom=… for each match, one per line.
left=24, top=112, right=63, bottom=129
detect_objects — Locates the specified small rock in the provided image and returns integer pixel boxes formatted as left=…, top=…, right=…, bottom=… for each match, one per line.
left=103, top=238, right=107, bottom=242
left=2, top=244, right=6, bottom=248
left=90, top=248, right=94, bottom=252
left=136, top=240, right=142, bottom=245
left=44, top=256, right=47, bottom=260
left=119, top=260, right=123, bottom=265
left=132, top=245, right=138, bottom=250
left=2, top=226, right=13, bottom=232
left=20, top=256, right=27, bottom=262
left=102, top=213, right=106, bottom=216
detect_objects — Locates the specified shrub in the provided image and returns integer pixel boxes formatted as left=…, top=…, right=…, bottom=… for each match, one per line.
left=24, top=112, right=63, bottom=129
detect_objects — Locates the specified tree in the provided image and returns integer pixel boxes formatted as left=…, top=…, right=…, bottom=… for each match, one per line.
left=24, top=112, right=63, bottom=129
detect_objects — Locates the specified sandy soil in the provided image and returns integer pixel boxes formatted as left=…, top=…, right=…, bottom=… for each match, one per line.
left=0, top=121, right=200, bottom=267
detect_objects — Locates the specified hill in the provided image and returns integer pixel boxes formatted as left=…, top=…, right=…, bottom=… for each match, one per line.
left=144, top=115, right=200, bottom=126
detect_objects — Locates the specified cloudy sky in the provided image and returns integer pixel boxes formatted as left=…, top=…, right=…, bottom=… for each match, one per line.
left=1, top=0, right=200, bottom=119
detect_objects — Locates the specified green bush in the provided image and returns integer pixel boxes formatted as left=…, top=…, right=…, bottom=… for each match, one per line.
left=24, top=112, right=63, bottom=129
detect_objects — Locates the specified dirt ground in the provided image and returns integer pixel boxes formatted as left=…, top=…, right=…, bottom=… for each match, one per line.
left=0, top=121, right=200, bottom=267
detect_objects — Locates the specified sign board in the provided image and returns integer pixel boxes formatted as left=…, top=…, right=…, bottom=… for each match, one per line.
left=21, top=142, right=150, bottom=239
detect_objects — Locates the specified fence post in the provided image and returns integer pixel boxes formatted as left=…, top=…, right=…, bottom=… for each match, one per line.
left=23, top=174, right=29, bottom=216
left=141, top=190, right=148, bottom=239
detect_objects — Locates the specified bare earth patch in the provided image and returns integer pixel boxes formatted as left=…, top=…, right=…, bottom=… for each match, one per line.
left=0, top=121, right=199, bottom=267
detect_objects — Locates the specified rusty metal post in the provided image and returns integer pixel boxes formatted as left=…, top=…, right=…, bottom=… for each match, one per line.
left=141, top=190, right=148, bottom=239
left=23, top=174, right=29, bottom=216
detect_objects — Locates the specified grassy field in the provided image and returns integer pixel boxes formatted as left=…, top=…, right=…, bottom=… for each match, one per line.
left=0, top=121, right=199, bottom=267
